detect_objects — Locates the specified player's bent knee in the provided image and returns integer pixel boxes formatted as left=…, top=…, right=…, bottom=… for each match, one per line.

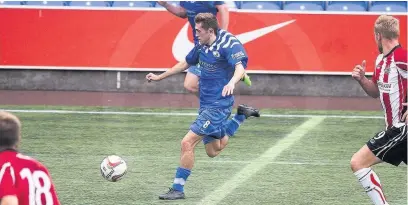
left=206, top=150, right=218, bottom=158
left=350, top=153, right=364, bottom=172
left=350, top=145, right=381, bottom=172
left=350, top=150, right=373, bottom=172
left=184, top=73, right=199, bottom=93
left=204, top=145, right=218, bottom=158
left=184, top=81, right=198, bottom=93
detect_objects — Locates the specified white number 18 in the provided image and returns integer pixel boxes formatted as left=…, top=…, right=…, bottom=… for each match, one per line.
left=20, top=168, right=54, bottom=205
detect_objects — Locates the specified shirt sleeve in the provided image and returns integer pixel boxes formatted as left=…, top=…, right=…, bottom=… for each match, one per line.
left=372, top=55, right=383, bottom=84
left=0, top=163, right=16, bottom=198
left=185, top=45, right=201, bottom=66
left=223, top=41, right=248, bottom=69
left=395, top=50, right=407, bottom=79
left=372, top=66, right=379, bottom=83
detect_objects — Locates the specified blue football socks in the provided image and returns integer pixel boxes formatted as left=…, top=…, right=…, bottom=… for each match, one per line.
left=225, top=113, right=246, bottom=137
left=172, top=167, right=191, bottom=192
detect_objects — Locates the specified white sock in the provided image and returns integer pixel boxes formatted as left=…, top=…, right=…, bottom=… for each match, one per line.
left=354, top=168, right=388, bottom=205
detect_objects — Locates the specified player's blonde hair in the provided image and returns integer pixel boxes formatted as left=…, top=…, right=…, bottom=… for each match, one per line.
left=0, top=111, right=21, bottom=148
left=374, top=15, right=400, bottom=40
left=194, top=13, right=219, bottom=34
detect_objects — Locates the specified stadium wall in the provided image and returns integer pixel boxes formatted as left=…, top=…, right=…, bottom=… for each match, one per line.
left=0, top=69, right=370, bottom=97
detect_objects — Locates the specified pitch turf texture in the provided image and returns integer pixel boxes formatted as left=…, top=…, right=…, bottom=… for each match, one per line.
left=1, top=106, right=406, bottom=205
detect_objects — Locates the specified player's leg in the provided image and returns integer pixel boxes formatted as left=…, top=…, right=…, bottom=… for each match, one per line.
left=350, top=125, right=407, bottom=205
left=225, top=104, right=260, bottom=137
left=184, top=65, right=200, bottom=96
left=179, top=130, right=203, bottom=170
left=184, top=72, right=199, bottom=93
left=190, top=107, right=232, bottom=158
left=160, top=107, right=227, bottom=200
left=350, top=145, right=386, bottom=205
left=204, top=135, right=229, bottom=158
left=159, top=130, right=202, bottom=200
left=204, top=104, right=260, bottom=158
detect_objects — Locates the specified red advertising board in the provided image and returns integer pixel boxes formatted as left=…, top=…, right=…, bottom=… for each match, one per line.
left=0, top=7, right=406, bottom=74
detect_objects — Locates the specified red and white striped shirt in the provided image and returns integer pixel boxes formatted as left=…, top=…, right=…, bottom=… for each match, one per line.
left=372, top=45, right=407, bottom=129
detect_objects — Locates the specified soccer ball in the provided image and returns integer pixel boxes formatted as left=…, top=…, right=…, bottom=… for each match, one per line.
left=100, top=155, right=127, bottom=182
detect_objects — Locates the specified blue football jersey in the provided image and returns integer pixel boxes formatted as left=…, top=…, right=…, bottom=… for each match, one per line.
left=185, top=29, right=249, bottom=109
left=180, top=1, right=225, bottom=44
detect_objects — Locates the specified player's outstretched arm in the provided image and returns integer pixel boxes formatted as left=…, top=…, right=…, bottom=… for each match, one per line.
left=146, top=61, right=190, bottom=82
left=222, top=62, right=245, bottom=96
left=157, top=1, right=187, bottom=18
left=216, top=4, right=229, bottom=30
left=351, top=60, right=380, bottom=98
left=0, top=195, right=18, bottom=205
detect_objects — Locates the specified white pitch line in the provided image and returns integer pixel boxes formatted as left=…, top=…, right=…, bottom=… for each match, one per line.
left=197, top=160, right=340, bottom=166
left=197, top=116, right=326, bottom=205
left=0, top=109, right=383, bottom=119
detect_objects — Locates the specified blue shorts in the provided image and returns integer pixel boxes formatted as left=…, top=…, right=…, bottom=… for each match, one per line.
left=187, top=65, right=201, bottom=77
left=190, top=107, right=232, bottom=145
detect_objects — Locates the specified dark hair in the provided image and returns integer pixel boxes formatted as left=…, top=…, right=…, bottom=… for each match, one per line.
left=194, top=13, right=219, bottom=34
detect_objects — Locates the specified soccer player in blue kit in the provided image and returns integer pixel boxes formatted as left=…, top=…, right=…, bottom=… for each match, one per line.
left=146, top=13, right=260, bottom=200
left=157, top=1, right=252, bottom=96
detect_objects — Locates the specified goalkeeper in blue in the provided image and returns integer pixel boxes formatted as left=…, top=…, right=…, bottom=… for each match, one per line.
left=146, top=12, right=260, bottom=200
